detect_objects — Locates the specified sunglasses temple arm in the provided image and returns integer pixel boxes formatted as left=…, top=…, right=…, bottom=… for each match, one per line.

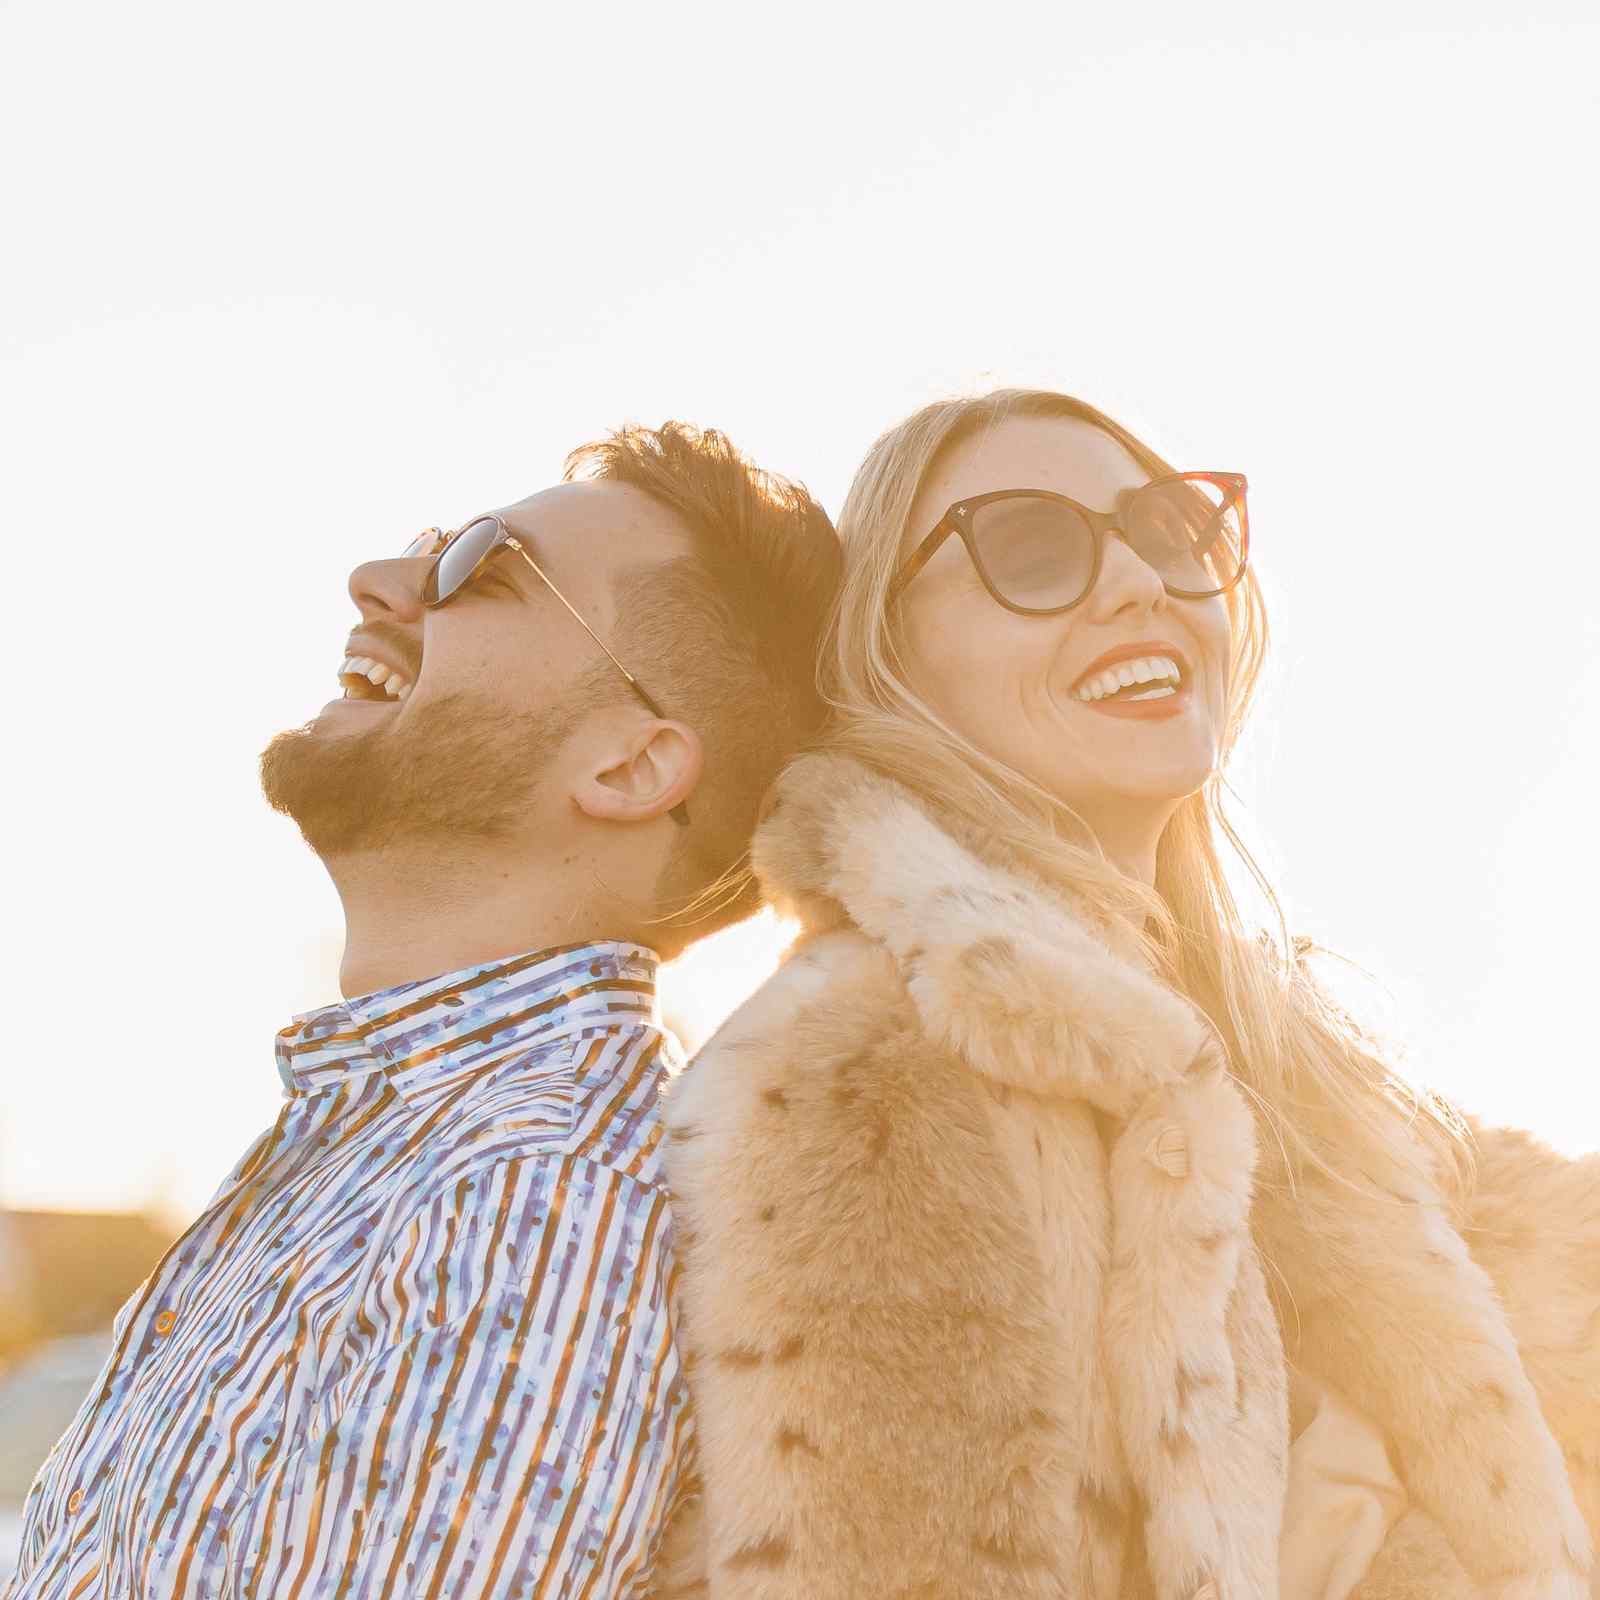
left=889, top=525, right=952, bottom=602
left=507, top=541, right=652, bottom=695
left=508, top=538, right=690, bottom=827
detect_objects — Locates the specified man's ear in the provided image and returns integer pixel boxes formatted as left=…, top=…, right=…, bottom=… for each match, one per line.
left=572, top=718, right=703, bottom=825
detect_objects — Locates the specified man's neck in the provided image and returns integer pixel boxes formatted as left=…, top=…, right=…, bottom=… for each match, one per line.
left=327, top=844, right=651, bottom=1000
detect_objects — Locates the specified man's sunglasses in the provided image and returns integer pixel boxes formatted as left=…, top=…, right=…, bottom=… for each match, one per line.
left=887, top=471, right=1250, bottom=616
left=403, top=516, right=690, bottom=826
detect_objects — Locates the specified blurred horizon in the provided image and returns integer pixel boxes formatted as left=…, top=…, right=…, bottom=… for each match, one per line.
left=3, top=0, right=1597, bottom=1221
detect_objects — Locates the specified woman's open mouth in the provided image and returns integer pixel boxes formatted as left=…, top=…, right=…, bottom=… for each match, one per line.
left=1069, top=648, right=1190, bottom=720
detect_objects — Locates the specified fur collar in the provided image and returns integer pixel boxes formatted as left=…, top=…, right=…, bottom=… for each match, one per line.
left=748, top=751, right=1220, bottom=1110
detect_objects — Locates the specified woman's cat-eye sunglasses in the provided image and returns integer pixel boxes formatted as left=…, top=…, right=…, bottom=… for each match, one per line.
left=888, top=471, right=1250, bottom=616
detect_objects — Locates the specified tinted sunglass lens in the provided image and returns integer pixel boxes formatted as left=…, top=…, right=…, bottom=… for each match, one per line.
left=424, top=517, right=501, bottom=605
left=1128, top=479, right=1245, bottom=594
left=969, top=498, right=1097, bottom=610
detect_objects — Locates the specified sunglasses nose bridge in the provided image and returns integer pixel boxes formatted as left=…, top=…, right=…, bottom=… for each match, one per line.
left=1085, top=500, right=1129, bottom=537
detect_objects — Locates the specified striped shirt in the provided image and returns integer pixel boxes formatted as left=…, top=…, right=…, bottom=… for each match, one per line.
left=5, top=940, right=698, bottom=1600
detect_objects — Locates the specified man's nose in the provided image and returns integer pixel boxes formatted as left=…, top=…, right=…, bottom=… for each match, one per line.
left=347, top=555, right=427, bottom=624
left=1084, top=529, right=1166, bottom=622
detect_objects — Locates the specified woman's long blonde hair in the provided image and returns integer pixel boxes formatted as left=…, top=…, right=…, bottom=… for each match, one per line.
left=825, top=387, right=1470, bottom=1204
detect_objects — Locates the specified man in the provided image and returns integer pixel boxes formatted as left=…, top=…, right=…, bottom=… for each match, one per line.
left=4, top=423, right=840, bottom=1599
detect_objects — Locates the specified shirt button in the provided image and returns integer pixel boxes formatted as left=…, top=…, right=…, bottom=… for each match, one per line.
left=67, top=1490, right=85, bottom=1513
left=154, top=1310, right=177, bottom=1336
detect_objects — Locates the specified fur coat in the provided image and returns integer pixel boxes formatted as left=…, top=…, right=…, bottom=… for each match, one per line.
left=653, top=753, right=1597, bottom=1599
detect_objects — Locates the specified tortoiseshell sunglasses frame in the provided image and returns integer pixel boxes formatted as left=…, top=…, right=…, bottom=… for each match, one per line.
left=887, top=471, right=1251, bottom=617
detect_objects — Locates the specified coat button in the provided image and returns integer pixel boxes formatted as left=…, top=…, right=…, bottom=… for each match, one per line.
left=1147, top=1126, right=1190, bottom=1178
left=67, top=1490, right=85, bottom=1513
left=154, top=1310, right=177, bottom=1336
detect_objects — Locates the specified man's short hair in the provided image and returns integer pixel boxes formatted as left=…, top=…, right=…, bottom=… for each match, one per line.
left=565, top=422, right=840, bottom=937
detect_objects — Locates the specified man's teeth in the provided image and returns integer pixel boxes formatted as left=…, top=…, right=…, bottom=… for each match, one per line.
left=338, top=655, right=412, bottom=700
left=1072, top=654, right=1183, bottom=703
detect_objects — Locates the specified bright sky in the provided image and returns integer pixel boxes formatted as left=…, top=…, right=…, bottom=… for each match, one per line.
left=2, top=1, right=1596, bottom=1216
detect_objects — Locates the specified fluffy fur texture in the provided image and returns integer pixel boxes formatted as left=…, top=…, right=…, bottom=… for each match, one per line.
left=653, top=754, right=1596, bottom=1599
left=1440, top=1126, right=1600, bottom=1599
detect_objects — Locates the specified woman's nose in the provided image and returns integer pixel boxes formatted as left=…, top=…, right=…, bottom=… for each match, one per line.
left=347, top=555, right=428, bottom=624
left=1085, top=530, right=1166, bottom=622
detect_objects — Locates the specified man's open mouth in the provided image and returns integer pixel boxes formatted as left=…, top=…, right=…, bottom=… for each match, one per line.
left=338, top=655, right=413, bottom=702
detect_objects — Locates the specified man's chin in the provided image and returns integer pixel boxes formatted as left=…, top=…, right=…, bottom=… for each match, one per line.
left=257, top=688, right=576, bottom=863
left=258, top=712, right=398, bottom=859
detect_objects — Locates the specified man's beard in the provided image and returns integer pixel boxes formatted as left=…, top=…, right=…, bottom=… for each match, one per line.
left=259, top=687, right=594, bottom=859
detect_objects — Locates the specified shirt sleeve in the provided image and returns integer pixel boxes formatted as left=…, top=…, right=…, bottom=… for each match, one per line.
left=227, top=1154, right=696, bottom=1600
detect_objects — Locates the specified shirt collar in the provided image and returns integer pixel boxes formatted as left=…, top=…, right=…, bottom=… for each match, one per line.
left=274, top=940, right=661, bottom=1103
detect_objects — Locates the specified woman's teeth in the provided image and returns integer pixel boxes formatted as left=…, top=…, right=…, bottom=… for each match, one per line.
left=338, top=655, right=412, bottom=700
left=1072, top=654, right=1183, bottom=703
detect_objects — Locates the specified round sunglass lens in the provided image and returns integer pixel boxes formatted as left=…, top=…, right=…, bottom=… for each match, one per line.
left=424, top=517, right=501, bottom=605
left=969, top=497, right=1097, bottom=610
left=1128, top=479, right=1245, bottom=594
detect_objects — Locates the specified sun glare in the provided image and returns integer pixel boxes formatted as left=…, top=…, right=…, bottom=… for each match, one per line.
left=659, top=908, right=800, bottom=1056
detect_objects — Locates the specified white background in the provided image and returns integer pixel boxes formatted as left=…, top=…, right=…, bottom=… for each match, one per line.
left=2, top=0, right=1596, bottom=1216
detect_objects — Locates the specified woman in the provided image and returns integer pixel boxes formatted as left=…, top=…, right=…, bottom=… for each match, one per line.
left=652, top=391, right=1598, bottom=1598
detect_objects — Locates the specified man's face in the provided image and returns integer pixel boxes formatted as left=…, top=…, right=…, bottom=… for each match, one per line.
left=260, top=481, right=695, bottom=860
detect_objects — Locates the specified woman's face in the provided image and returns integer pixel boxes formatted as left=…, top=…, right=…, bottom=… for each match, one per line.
left=897, top=414, right=1232, bottom=854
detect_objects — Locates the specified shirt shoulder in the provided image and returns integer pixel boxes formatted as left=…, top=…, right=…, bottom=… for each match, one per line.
left=565, top=1021, right=680, bottom=1184
left=415, top=1019, right=679, bottom=1187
